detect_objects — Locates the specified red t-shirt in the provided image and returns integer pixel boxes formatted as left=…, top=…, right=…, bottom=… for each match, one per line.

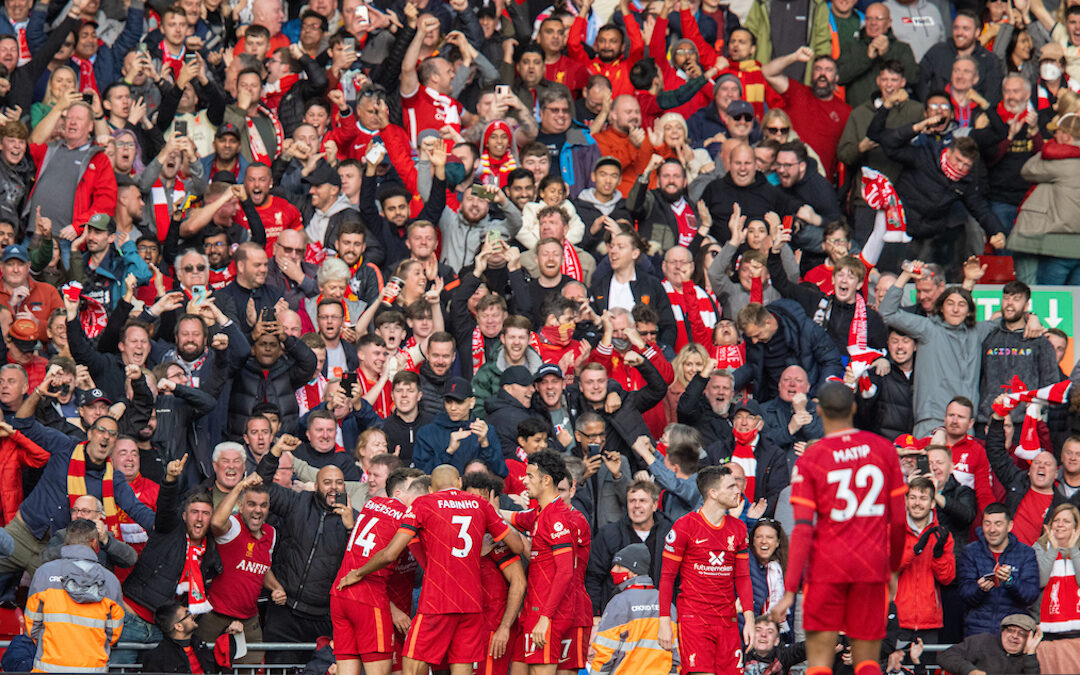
left=659, top=510, right=751, bottom=618
left=233, top=196, right=302, bottom=255
left=209, top=515, right=276, bottom=619
left=511, top=500, right=575, bottom=621
left=332, top=496, right=408, bottom=607
left=1012, top=490, right=1055, bottom=545
left=782, top=80, right=850, bottom=178
left=479, top=539, right=519, bottom=631
left=786, top=429, right=907, bottom=589
left=946, top=436, right=998, bottom=514
left=400, top=86, right=463, bottom=147
left=544, top=56, right=588, bottom=93
left=399, top=488, right=510, bottom=614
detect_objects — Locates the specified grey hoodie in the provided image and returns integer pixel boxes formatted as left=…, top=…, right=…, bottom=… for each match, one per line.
left=576, top=187, right=622, bottom=216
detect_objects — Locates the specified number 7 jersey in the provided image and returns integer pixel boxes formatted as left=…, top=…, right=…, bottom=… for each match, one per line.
left=787, top=429, right=908, bottom=588
left=331, top=495, right=409, bottom=607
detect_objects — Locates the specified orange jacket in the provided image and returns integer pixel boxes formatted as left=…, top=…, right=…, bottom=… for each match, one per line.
left=895, top=515, right=955, bottom=630
left=25, top=545, right=124, bottom=673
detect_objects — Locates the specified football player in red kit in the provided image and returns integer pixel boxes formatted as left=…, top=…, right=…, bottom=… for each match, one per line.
left=333, top=469, right=428, bottom=675
left=335, top=465, right=525, bottom=675
left=658, top=464, right=754, bottom=675
left=769, top=382, right=908, bottom=675
left=555, top=472, right=592, bottom=674
left=508, top=450, right=577, bottom=674
left=462, top=471, right=527, bottom=675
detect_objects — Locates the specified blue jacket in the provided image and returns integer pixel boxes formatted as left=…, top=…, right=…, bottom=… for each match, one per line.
left=557, top=123, right=601, bottom=200
left=733, top=299, right=844, bottom=402
left=11, top=417, right=156, bottom=539
left=412, top=412, right=506, bottom=477
left=957, top=528, right=1039, bottom=637
left=761, top=397, right=824, bottom=462
left=84, top=241, right=153, bottom=312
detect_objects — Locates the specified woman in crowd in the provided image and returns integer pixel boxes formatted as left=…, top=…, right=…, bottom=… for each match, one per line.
left=1033, top=503, right=1080, bottom=673
left=663, top=342, right=708, bottom=426
left=750, top=518, right=792, bottom=638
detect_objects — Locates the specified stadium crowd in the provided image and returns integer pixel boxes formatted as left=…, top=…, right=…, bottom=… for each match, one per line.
left=0, top=0, right=1077, bottom=671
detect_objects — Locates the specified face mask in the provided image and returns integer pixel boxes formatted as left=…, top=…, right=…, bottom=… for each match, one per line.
left=610, top=570, right=634, bottom=586
left=1041, top=62, right=1062, bottom=81
left=611, top=337, right=631, bottom=352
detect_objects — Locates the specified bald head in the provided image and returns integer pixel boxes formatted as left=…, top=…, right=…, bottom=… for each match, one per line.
left=610, top=95, right=642, bottom=134
left=316, top=465, right=345, bottom=502
left=779, top=365, right=810, bottom=402
left=865, top=3, right=891, bottom=38
left=431, top=464, right=463, bottom=491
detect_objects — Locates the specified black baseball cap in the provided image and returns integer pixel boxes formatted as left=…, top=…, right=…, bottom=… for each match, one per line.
left=444, top=377, right=474, bottom=401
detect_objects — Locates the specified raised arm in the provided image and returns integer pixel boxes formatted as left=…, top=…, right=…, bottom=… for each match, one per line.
left=761, top=46, right=813, bottom=95
left=211, top=473, right=262, bottom=537
left=402, top=16, right=441, bottom=98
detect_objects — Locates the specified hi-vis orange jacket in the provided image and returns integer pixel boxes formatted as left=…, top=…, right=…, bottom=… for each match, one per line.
left=589, top=575, right=679, bottom=674
left=25, top=544, right=124, bottom=673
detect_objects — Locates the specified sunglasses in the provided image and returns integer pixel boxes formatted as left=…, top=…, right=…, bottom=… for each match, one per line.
left=732, top=113, right=754, bottom=123
left=182, top=264, right=207, bottom=273
left=92, top=426, right=118, bottom=437
left=766, top=126, right=790, bottom=134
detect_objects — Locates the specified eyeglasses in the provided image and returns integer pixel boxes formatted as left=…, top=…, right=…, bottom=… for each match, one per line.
left=277, top=244, right=304, bottom=256
left=927, top=103, right=951, bottom=111
left=115, top=140, right=136, bottom=149
left=136, top=244, right=159, bottom=253
left=766, top=126, right=790, bottom=134
left=91, top=426, right=118, bottom=437
left=674, top=48, right=697, bottom=56
left=71, top=507, right=101, bottom=516
left=826, top=238, right=850, bottom=246
left=544, top=105, right=571, bottom=115
left=579, top=431, right=606, bottom=440
left=182, top=264, right=207, bottom=273
left=732, top=113, right=754, bottom=122
left=204, top=241, right=227, bottom=249
left=638, top=329, right=658, bottom=336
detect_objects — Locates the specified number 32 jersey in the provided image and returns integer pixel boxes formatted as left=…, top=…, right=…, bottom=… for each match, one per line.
left=400, top=488, right=511, bottom=614
left=331, top=496, right=408, bottom=607
left=789, top=429, right=907, bottom=586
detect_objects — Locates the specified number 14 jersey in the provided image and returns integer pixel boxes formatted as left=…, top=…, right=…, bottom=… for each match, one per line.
left=331, top=496, right=408, bottom=607
left=788, top=429, right=907, bottom=586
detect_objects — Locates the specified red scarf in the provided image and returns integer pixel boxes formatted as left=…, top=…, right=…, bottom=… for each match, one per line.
left=540, top=323, right=574, bottom=348
left=712, top=344, right=745, bottom=371
left=159, top=40, right=185, bottom=80
left=14, top=21, right=29, bottom=65
left=1041, top=550, right=1080, bottom=632
left=750, top=276, right=764, bottom=304
left=79, top=294, right=108, bottom=340
left=848, top=293, right=867, bottom=349
left=71, top=54, right=98, bottom=94
left=731, top=428, right=758, bottom=500
left=562, top=240, right=583, bottom=282
left=471, top=326, right=486, bottom=374
left=940, top=149, right=966, bottom=182
left=178, top=536, right=212, bottom=614
left=262, top=72, right=300, bottom=112
left=997, top=101, right=1022, bottom=125
left=67, top=443, right=121, bottom=538
left=297, top=374, right=326, bottom=416
left=245, top=104, right=285, bottom=165
left=151, top=177, right=185, bottom=242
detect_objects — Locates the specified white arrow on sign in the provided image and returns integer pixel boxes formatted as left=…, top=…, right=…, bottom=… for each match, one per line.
left=1046, top=299, right=1063, bottom=328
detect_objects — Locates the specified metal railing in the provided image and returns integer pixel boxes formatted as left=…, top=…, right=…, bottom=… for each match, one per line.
left=0, top=641, right=317, bottom=674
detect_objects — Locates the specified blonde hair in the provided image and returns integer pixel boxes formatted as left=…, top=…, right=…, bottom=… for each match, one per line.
left=671, top=343, right=709, bottom=387
left=761, top=108, right=793, bottom=136
left=1035, top=503, right=1080, bottom=549
left=354, top=428, right=389, bottom=462
left=44, top=66, right=77, bottom=107
left=656, top=112, right=688, bottom=145
left=1055, top=89, right=1080, bottom=116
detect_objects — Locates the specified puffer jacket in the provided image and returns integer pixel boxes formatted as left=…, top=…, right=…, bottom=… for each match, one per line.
left=26, top=545, right=124, bottom=673
left=939, top=632, right=1040, bottom=675
left=855, top=358, right=915, bottom=440
left=733, top=299, right=844, bottom=401
left=226, top=335, right=318, bottom=439
left=472, top=347, right=543, bottom=413
left=255, top=452, right=352, bottom=617
left=1008, top=142, right=1080, bottom=260
left=896, top=514, right=955, bottom=630
left=0, top=153, right=34, bottom=221
left=122, top=479, right=221, bottom=613
left=957, top=528, right=1039, bottom=636
left=589, top=575, right=678, bottom=675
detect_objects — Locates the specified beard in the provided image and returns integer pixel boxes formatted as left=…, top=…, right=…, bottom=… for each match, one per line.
left=178, top=342, right=203, bottom=362
left=811, top=78, right=835, bottom=98
left=659, top=185, right=683, bottom=203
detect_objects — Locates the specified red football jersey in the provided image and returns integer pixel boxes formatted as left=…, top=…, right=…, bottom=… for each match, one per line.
left=659, top=510, right=751, bottom=618
left=387, top=549, right=418, bottom=615
left=568, top=508, right=593, bottom=628
left=209, top=515, right=277, bottom=619
left=400, top=86, right=463, bottom=147
left=332, top=496, right=408, bottom=607
left=511, top=500, right=575, bottom=621
left=480, top=539, right=519, bottom=631
left=233, top=195, right=302, bottom=256
left=400, top=488, right=511, bottom=614
left=786, top=429, right=908, bottom=592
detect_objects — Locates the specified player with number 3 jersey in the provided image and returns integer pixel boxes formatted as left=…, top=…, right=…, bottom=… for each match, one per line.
left=336, top=465, right=524, bottom=675
left=770, top=383, right=908, bottom=675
